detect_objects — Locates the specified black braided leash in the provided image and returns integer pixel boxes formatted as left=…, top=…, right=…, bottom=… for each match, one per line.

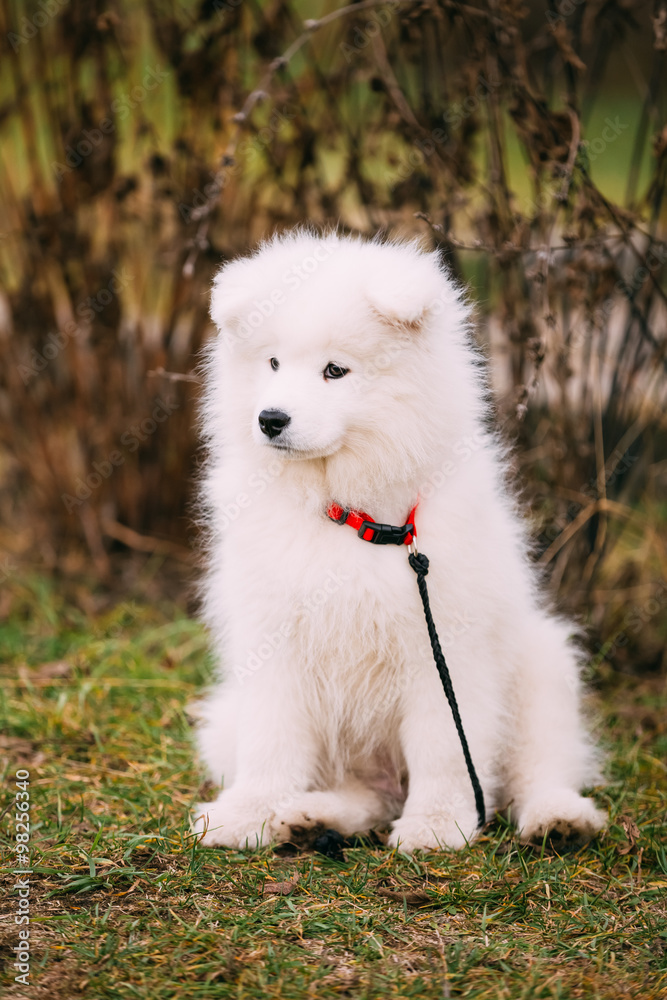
left=327, top=502, right=486, bottom=830
left=407, top=551, right=486, bottom=830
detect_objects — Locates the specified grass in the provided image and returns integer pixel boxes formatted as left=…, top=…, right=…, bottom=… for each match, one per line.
left=0, top=576, right=666, bottom=999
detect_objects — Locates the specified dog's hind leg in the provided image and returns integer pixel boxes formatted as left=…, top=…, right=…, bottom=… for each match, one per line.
left=193, top=684, right=239, bottom=789
left=505, top=614, right=607, bottom=844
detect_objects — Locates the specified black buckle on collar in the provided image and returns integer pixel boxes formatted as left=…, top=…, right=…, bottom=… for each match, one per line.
left=358, top=520, right=415, bottom=545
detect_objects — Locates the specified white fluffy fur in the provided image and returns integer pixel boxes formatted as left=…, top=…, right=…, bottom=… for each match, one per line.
left=192, top=230, right=606, bottom=852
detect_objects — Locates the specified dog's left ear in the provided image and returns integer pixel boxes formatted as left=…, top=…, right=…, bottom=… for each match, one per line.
left=364, top=253, right=444, bottom=329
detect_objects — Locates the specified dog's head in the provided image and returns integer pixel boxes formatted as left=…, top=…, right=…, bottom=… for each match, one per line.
left=207, top=231, right=479, bottom=488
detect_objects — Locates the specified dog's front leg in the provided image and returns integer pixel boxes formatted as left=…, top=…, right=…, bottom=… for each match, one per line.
left=193, top=667, right=316, bottom=849
left=388, top=665, right=488, bottom=852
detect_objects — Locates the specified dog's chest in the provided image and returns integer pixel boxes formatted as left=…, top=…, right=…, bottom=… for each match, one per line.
left=290, top=546, right=419, bottom=669
left=229, top=504, right=421, bottom=660
left=224, top=487, right=486, bottom=684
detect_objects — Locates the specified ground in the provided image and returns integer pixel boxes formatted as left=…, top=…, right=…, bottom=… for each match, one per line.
left=0, top=576, right=665, bottom=999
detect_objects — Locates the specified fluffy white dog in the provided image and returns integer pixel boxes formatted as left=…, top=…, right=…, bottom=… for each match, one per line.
left=192, top=230, right=606, bottom=852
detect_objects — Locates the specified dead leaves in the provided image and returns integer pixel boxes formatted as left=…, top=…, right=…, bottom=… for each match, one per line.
left=262, top=872, right=300, bottom=896
left=616, top=814, right=640, bottom=856
left=376, top=886, right=432, bottom=906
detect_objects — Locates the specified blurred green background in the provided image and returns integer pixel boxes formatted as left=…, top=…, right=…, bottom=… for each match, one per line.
left=0, top=0, right=665, bottom=672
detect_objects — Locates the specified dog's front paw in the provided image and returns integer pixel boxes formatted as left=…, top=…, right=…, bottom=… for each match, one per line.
left=275, top=788, right=388, bottom=840
left=192, top=792, right=284, bottom=849
left=517, top=789, right=606, bottom=846
left=388, top=810, right=479, bottom=853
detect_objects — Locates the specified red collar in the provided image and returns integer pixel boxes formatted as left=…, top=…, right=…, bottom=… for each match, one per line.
left=327, top=502, right=417, bottom=546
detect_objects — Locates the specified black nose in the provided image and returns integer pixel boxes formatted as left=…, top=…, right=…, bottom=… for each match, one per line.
left=258, top=408, right=291, bottom=439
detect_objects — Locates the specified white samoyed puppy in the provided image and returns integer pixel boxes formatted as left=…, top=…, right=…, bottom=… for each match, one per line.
left=192, top=229, right=606, bottom=853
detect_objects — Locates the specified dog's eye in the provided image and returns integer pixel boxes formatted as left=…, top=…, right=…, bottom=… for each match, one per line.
left=323, top=362, right=349, bottom=380
left=270, top=357, right=280, bottom=371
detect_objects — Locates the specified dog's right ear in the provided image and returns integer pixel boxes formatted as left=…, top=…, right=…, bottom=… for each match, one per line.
left=364, top=252, right=445, bottom=330
left=210, top=266, right=252, bottom=332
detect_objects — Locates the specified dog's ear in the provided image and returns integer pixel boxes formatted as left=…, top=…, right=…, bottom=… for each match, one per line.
left=210, top=266, right=253, bottom=331
left=364, top=254, right=444, bottom=329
